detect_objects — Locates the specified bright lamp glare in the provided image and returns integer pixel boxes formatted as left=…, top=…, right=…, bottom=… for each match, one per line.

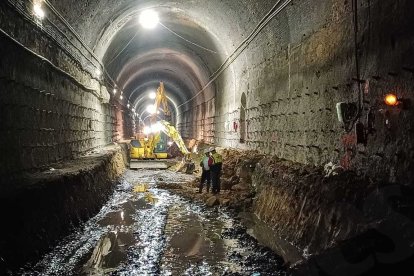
left=150, top=122, right=163, bottom=133
left=143, top=126, right=151, bottom=135
left=113, top=88, right=117, bottom=94
left=139, top=10, right=159, bottom=29
left=146, top=104, right=156, bottom=114
left=384, top=93, right=399, bottom=106
left=149, top=91, right=156, bottom=100
left=34, top=4, right=45, bottom=19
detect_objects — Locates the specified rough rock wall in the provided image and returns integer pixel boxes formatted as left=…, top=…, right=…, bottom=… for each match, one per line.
left=252, top=157, right=414, bottom=275
left=0, top=145, right=127, bottom=273
left=213, top=0, right=414, bottom=181
left=0, top=2, right=116, bottom=177
left=113, top=101, right=135, bottom=141
left=219, top=148, right=414, bottom=274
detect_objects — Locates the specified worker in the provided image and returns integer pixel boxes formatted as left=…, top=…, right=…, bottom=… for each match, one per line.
left=209, top=147, right=223, bottom=194
left=199, top=148, right=212, bottom=193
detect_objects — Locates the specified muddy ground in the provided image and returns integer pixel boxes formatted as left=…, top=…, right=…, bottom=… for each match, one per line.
left=15, top=169, right=287, bottom=276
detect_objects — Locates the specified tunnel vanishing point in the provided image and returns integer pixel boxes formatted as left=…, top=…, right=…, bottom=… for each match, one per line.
left=1, top=0, right=414, bottom=275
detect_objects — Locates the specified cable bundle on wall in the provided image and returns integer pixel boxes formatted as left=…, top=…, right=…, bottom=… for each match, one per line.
left=176, top=0, right=293, bottom=110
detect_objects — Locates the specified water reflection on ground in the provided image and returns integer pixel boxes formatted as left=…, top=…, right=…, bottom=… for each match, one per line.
left=19, top=170, right=286, bottom=276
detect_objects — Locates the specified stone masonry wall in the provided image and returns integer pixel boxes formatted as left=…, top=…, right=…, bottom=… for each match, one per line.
left=0, top=2, right=115, bottom=177
left=212, top=0, right=414, bottom=182
left=178, top=97, right=215, bottom=144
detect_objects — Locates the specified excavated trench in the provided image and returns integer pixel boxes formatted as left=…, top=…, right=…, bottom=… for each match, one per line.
left=4, top=147, right=413, bottom=276
left=16, top=169, right=287, bottom=276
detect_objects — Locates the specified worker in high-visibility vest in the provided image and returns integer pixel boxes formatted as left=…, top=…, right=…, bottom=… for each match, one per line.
left=208, top=147, right=223, bottom=194
left=199, top=148, right=213, bottom=193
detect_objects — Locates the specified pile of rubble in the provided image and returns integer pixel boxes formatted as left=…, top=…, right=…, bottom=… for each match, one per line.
left=161, top=148, right=265, bottom=210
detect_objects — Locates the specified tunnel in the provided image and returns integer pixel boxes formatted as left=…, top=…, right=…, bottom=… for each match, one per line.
left=1, top=0, right=414, bottom=275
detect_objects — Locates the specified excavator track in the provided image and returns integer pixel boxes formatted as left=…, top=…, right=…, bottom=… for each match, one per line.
left=130, top=159, right=169, bottom=170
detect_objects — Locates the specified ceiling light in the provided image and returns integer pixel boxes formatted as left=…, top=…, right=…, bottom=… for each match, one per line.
left=139, top=10, right=159, bottom=29
left=146, top=104, right=156, bottom=114
left=127, top=103, right=130, bottom=108
left=149, top=91, right=156, bottom=100
left=113, top=88, right=117, bottom=94
left=33, top=3, right=45, bottom=19
left=384, top=93, right=399, bottom=106
left=120, top=94, right=123, bottom=100
left=143, top=126, right=151, bottom=135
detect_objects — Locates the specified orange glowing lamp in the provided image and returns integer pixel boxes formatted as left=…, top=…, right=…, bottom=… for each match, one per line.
left=384, top=93, right=399, bottom=106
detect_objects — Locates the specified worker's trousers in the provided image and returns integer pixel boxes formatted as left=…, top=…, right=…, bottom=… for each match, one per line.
left=199, top=169, right=211, bottom=193
left=210, top=168, right=221, bottom=194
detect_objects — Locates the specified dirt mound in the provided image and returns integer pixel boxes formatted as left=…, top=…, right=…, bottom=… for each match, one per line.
left=161, top=148, right=266, bottom=211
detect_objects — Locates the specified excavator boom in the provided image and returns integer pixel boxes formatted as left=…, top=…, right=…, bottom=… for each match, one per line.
left=129, top=82, right=192, bottom=170
left=158, top=120, right=189, bottom=155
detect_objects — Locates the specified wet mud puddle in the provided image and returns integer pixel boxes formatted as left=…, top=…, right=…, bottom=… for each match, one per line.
left=19, top=170, right=286, bottom=275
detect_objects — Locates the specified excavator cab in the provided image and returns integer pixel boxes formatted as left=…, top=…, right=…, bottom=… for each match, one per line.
left=153, top=132, right=168, bottom=159
left=129, top=82, right=192, bottom=170
left=130, top=139, right=144, bottom=159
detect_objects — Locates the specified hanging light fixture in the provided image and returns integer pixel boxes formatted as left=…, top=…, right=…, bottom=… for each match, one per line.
left=148, top=91, right=156, bottom=99
left=384, top=93, right=399, bottom=106
left=146, top=104, right=156, bottom=114
left=139, top=9, right=159, bottom=29
left=33, top=2, right=45, bottom=19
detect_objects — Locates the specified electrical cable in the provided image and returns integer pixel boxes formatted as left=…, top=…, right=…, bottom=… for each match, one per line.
left=11, top=0, right=292, bottom=111
left=345, top=0, right=363, bottom=133
left=6, top=0, right=98, bottom=79
left=0, top=27, right=99, bottom=95
left=106, top=30, right=139, bottom=66
left=8, top=0, right=102, bottom=77
left=159, top=22, right=218, bottom=54
left=42, top=0, right=118, bottom=88
left=43, top=0, right=102, bottom=66
left=176, top=0, right=291, bottom=111
left=354, top=0, right=363, bottom=115
left=209, top=0, right=284, bottom=79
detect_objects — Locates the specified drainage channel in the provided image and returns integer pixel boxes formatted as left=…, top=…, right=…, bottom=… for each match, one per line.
left=18, top=170, right=287, bottom=276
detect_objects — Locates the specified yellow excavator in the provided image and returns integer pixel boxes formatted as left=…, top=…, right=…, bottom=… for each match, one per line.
left=130, top=82, right=192, bottom=170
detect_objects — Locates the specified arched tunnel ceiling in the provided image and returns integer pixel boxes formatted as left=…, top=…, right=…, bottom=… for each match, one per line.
left=47, top=0, right=276, bottom=117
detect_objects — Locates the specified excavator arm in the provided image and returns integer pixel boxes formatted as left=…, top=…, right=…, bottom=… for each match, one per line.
left=158, top=120, right=189, bottom=155
left=130, top=82, right=193, bottom=171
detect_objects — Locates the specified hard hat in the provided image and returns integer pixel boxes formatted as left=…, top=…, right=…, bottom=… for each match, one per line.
left=209, top=147, right=215, bottom=152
